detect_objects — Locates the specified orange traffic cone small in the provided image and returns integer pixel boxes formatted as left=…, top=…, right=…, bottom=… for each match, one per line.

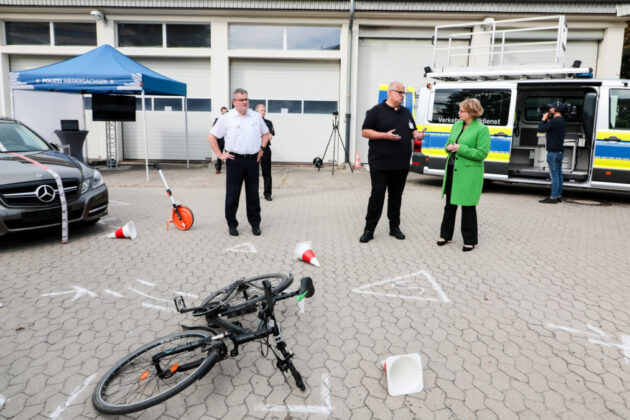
left=107, top=221, right=137, bottom=239
left=294, top=241, right=320, bottom=267
left=354, top=152, right=363, bottom=169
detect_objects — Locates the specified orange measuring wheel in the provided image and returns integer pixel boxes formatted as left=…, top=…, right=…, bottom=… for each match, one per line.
left=171, top=205, right=194, bottom=230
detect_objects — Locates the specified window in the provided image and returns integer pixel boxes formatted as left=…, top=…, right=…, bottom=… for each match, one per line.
left=167, top=24, right=210, bottom=48
left=610, top=89, right=630, bottom=129
left=5, top=22, right=50, bottom=45
left=54, top=22, right=96, bottom=46
left=118, top=23, right=162, bottom=47
left=248, top=99, right=266, bottom=111
left=186, top=98, right=211, bottom=112
left=431, top=89, right=511, bottom=126
left=135, top=98, right=153, bottom=111
left=229, top=25, right=340, bottom=50
left=154, top=98, right=183, bottom=112
left=268, top=100, right=302, bottom=114
left=304, top=100, right=338, bottom=114
left=523, top=96, right=583, bottom=123
left=287, top=26, right=340, bottom=50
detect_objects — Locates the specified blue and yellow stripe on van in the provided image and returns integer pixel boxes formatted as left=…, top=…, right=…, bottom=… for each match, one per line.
left=417, top=124, right=511, bottom=173
left=378, top=84, right=416, bottom=115
left=592, top=130, right=630, bottom=183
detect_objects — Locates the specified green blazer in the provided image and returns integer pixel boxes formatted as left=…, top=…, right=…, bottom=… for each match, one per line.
left=441, top=119, right=491, bottom=206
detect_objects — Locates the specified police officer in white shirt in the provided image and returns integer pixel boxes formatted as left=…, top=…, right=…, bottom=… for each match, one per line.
left=208, top=88, right=271, bottom=236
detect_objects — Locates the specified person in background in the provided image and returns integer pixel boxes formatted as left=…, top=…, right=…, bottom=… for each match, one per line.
left=437, top=98, right=490, bottom=252
left=359, top=81, right=425, bottom=243
left=538, top=102, right=566, bottom=204
left=255, top=104, right=275, bottom=201
left=208, top=89, right=271, bottom=236
left=213, top=106, right=229, bottom=174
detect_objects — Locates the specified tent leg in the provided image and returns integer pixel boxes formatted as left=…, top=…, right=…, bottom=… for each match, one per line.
left=184, top=95, right=189, bottom=169
left=142, top=90, right=149, bottom=182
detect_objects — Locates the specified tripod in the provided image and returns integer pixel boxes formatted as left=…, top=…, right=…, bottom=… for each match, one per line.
left=318, top=112, right=353, bottom=175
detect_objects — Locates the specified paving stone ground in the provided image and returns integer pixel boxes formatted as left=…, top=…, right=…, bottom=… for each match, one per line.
left=1, top=163, right=629, bottom=420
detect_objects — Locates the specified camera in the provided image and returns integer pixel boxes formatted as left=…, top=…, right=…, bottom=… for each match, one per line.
left=332, top=111, right=339, bottom=116
left=538, top=101, right=577, bottom=118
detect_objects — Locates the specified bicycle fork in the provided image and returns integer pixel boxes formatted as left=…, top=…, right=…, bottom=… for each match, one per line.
left=268, top=319, right=306, bottom=391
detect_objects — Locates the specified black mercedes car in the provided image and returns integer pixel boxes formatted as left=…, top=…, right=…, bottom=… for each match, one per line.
left=0, top=118, right=108, bottom=237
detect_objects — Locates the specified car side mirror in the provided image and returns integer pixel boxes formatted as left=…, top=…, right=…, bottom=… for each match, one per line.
left=50, top=143, right=60, bottom=151
left=298, top=277, right=315, bottom=299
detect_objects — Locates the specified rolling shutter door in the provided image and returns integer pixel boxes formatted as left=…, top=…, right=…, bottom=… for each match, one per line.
left=122, top=57, right=211, bottom=161
left=230, top=59, right=340, bottom=163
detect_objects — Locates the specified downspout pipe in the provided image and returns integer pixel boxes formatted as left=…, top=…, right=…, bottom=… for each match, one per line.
left=344, top=0, right=355, bottom=162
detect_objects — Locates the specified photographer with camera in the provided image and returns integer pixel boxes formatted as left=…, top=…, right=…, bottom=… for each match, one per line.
left=538, top=101, right=566, bottom=204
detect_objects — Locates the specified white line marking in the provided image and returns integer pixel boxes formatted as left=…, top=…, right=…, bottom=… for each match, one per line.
left=0, top=394, right=6, bottom=410
left=176, top=291, right=199, bottom=299
left=141, top=302, right=176, bottom=313
left=104, top=289, right=124, bottom=298
left=41, top=286, right=97, bottom=301
left=352, top=270, right=449, bottom=303
left=127, top=287, right=171, bottom=303
left=97, top=217, right=118, bottom=225
left=108, top=200, right=130, bottom=206
left=49, top=373, right=96, bottom=420
left=135, top=279, right=156, bottom=287
left=547, top=323, right=630, bottom=363
left=256, top=373, right=331, bottom=415
left=586, top=324, right=609, bottom=338
left=621, top=335, right=630, bottom=364
left=226, top=242, right=257, bottom=253
left=546, top=323, right=600, bottom=338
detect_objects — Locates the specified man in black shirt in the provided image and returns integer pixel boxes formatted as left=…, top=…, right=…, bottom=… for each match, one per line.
left=256, top=104, right=275, bottom=201
left=538, top=102, right=566, bottom=204
left=359, top=81, right=425, bottom=243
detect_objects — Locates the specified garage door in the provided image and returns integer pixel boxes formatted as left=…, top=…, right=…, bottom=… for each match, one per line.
left=9, top=55, right=108, bottom=161
left=122, top=57, right=211, bottom=161
left=231, top=59, right=340, bottom=163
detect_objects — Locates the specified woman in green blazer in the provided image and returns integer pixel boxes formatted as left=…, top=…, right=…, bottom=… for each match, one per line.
left=437, top=98, right=490, bottom=251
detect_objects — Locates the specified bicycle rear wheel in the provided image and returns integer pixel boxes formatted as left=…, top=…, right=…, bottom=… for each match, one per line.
left=92, top=330, right=222, bottom=415
left=200, top=273, right=293, bottom=319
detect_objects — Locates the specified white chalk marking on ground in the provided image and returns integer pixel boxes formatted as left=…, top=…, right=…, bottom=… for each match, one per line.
left=546, top=323, right=601, bottom=338
left=141, top=302, right=176, bottom=313
left=135, top=279, right=156, bottom=287
left=176, top=291, right=199, bottom=299
left=0, top=303, right=3, bottom=308
left=621, top=335, right=630, bottom=364
left=108, top=200, right=130, bottom=206
left=226, top=242, right=258, bottom=253
left=547, top=323, right=630, bottom=363
left=256, top=373, right=331, bottom=415
left=97, top=217, right=118, bottom=225
left=0, top=394, right=6, bottom=410
left=41, top=286, right=97, bottom=301
left=297, top=299, right=305, bottom=314
left=352, top=270, right=449, bottom=303
left=127, top=287, right=171, bottom=303
left=49, top=373, right=96, bottom=420
left=104, top=289, right=125, bottom=298
left=586, top=324, right=609, bottom=338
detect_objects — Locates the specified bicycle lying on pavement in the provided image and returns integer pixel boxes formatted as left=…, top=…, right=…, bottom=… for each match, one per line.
left=92, top=273, right=315, bottom=415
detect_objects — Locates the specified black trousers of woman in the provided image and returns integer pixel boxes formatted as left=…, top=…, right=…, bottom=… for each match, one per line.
left=440, top=163, right=478, bottom=245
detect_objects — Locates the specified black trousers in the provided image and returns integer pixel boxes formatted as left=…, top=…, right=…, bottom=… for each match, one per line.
left=440, top=164, right=478, bottom=245
left=214, top=138, right=225, bottom=171
left=225, top=156, right=261, bottom=229
left=261, top=147, right=272, bottom=197
left=364, top=168, right=408, bottom=231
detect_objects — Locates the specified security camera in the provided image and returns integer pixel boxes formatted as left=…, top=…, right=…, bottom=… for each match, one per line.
left=90, top=10, right=106, bottom=22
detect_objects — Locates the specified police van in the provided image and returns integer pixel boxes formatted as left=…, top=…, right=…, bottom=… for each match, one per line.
left=410, top=16, right=630, bottom=192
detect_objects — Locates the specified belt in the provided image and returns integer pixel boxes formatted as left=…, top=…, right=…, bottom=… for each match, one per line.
left=230, top=152, right=258, bottom=159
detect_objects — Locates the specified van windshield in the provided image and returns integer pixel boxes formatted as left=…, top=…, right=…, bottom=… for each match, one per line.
left=0, top=122, right=50, bottom=153
left=432, top=88, right=511, bottom=126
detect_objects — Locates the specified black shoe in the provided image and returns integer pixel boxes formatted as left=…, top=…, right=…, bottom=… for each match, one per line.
left=437, top=239, right=449, bottom=246
left=229, top=227, right=239, bottom=236
left=252, top=226, right=261, bottom=236
left=539, top=197, right=558, bottom=204
left=359, top=230, right=374, bottom=243
left=389, top=227, right=405, bottom=240
left=463, top=245, right=475, bottom=252
left=264, top=194, right=272, bottom=201
left=556, top=197, right=562, bottom=202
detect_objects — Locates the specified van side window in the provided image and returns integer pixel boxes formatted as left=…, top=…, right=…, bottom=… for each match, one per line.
left=609, top=89, right=630, bottom=129
left=431, top=89, right=511, bottom=126
left=523, top=97, right=583, bottom=123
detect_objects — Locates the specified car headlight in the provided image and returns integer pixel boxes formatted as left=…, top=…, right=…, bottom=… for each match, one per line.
left=91, top=169, right=104, bottom=189
left=81, top=179, right=90, bottom=194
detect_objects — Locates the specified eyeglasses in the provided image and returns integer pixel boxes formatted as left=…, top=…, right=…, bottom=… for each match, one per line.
left=458, top=109, right=468, bottom=114
left=391, top=90, right=406, bottom=96
left=234, top=98, right=249, bottom=102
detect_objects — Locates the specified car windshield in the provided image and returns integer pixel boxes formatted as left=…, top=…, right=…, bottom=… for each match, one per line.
left=0, top=123, right=50, bottom=152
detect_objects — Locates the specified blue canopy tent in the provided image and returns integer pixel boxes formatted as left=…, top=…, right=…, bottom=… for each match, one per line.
left=9, top=44, right=189, bottom=180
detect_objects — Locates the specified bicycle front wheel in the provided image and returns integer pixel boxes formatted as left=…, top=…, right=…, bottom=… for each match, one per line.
left=92, top=330, right=222, bottom=415
left=201, top=273, right=293, bottom=318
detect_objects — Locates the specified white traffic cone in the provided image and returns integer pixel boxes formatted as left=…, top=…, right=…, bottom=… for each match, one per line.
left=293, top=241, right=320, bottom=267
left=107, top=221, right=137, bottom=239
left=381, top=353, right=424, bottom=396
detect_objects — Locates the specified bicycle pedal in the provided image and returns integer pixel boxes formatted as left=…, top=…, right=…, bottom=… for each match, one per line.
left=174, top=296, right=186, bottom=312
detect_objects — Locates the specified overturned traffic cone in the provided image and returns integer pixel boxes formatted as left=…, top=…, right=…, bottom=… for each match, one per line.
left=107, top=220, right=137, bottom=239
left=381, top=353, right=424, bottom=396
left=293, top=241, right=320, bottom=267
left=353, top=151, right=363, bottom=169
